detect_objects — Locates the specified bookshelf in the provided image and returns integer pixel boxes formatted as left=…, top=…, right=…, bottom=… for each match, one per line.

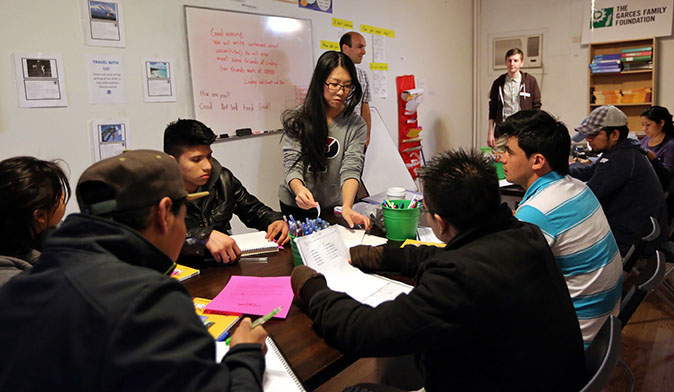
left=588, top=37, right=657, bottom=134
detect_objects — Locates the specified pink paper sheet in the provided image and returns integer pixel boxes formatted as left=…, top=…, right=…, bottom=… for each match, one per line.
left=204, top=276, right=292, bottom=319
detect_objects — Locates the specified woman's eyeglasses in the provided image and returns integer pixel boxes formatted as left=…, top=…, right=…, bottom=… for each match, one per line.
left=324, top=82, right=353, bottom=93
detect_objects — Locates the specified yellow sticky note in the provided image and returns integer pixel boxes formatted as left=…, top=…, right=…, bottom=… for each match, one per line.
left=332, top=18, right=353, bottom=29
left=320, top=40, right=340, bottom=51
left=406, top=128, right=422, bottom=138
left=370, top=62, right=388, bottom=71
left=360, top=24, right=395, bottom=38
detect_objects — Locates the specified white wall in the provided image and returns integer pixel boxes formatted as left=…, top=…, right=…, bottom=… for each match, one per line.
left=0, top=0, right=474, bottom=232
left=478, top=0, right=674, bottom=146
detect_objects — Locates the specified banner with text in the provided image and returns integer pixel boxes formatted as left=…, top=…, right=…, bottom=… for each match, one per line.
left=582, top=0, right=673, bottom=44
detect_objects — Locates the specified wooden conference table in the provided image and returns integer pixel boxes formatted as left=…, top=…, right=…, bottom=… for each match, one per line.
left=182, top=247, right=356, bottom=391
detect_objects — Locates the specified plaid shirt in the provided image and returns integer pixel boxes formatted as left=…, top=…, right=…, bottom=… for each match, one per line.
left=354, top=67, right=371, bottom=115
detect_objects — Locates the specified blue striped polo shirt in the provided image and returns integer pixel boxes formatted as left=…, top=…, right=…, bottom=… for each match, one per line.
left=516, top=171, right=623, bottom=348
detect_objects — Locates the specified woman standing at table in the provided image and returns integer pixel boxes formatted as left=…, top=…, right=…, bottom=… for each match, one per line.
left=641, top=105, right=674, bottom=173
left=278, top=50, right=370, bottom=229
left=0, top=157, right=70, bottom=286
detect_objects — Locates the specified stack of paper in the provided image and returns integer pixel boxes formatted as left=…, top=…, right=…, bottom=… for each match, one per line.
left=621, top=87, right=652, bottom=104
left=593, top=89, right=622, bottom=105
left=205, top=276, right=293, bottom=319
left=296, top=227, right=412, bottom=306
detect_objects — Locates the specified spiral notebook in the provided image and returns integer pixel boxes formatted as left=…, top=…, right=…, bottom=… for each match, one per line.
left=216, top=336, right=305, bottom=391
left=229, top=231, right=279, bottom=256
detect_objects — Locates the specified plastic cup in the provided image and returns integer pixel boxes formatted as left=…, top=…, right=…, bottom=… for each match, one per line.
left=494, top=162, right=505, bottom=180
left=382, top=199, right=421, bottom=241
left=386, top=186, right=406, bottom=199
left=289, top=234, right=303, bottom=266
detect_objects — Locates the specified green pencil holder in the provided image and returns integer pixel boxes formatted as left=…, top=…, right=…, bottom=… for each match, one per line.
left=494, top=162, right=505, bottom=180
left=289, top=234, right=303, bottom=266
left=382, top=199, right=421, bottom=241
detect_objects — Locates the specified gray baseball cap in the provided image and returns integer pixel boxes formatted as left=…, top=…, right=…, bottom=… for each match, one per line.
left=77, top=149, right=206, bottom=216
left=572, top=105, right=628, bottom=142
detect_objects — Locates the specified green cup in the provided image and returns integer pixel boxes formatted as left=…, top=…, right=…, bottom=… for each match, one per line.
left=289, top=234, right=303, bottom=266
left=494, top=162, right=505, bottom=180
left=382, top=199, right=421, bottom=241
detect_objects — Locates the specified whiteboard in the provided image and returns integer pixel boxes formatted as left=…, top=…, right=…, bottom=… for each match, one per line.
left=185, top=6, right=313, bottom=135
left=363, top=107, right=417, bottom=194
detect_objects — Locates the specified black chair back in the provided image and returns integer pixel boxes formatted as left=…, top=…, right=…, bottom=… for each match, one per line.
left=580, top=315, right=622, bottom=392
left=619, top=250, right=666, bottom=328
left=623, top=216, right=660, bottom=273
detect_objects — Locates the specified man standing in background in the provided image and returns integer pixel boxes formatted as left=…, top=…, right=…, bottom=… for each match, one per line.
left=488, top=48, right=541, bottom=148
left=340, top=31, right=372, bottom=147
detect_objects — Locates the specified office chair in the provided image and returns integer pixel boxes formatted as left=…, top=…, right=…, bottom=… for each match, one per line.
left=622, top=216, right=660, bottom=274
left=619, top=250, right=667, bottom=328
left=580, top=315, right=622, bottom=392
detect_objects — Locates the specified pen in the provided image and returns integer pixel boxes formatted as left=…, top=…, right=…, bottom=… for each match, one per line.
left=225, top=306, right=283, bottom=346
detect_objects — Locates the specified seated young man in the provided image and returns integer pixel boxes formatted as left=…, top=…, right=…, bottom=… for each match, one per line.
left=569, top=105, right=668, bottom=256
left=164, top=119, right=289, bottom=263
left=500, top=110, right=623, bottom=348
left=0, top=150, right=267, bottom=391
left=290, top=149, right=586, bottom=391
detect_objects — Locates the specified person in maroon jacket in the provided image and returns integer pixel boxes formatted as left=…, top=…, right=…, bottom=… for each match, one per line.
left=488, top=48, right=541, bottom=148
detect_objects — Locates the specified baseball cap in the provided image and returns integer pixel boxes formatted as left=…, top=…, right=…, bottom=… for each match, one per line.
left=572, top=105, right=628, bottom=142
left=77, top=149, right=206, bottom=216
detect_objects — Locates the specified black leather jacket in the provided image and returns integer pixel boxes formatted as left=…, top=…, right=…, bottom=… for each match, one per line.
left=182, top=159, right=283, bottom=258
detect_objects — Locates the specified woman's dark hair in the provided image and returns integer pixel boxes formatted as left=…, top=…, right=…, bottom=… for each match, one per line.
left=0, top=157, right=71, bottom=257
left=281, top=51, right=362, bottom=176
left=641, top=106, right=674, bottom=138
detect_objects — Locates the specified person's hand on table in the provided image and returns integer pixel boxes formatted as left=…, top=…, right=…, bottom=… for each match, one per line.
left=206, top=230, right=241, bottom=263
left=341, top=206, right=371, bottom=230
left=266, top=220, right=289, bottom=245
left=348, top=245, right=383, bottom=272
left=230, top=317, right=267, bottom=353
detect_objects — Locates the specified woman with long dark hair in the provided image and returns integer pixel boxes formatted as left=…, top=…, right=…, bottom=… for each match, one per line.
left=0, top=157, right=70, bottom=285
left=641, top=105, right=674, bottom=173
left=278, top=51, right=370, bottom=228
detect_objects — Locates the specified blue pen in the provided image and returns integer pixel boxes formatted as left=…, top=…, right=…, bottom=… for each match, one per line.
left=289, top=215, right=296, bottom=223
left=218, top=330, right=230, bottom=342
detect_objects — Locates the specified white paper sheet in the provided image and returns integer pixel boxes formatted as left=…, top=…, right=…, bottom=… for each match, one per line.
left=90, top=119, right=129, bottom=162
left=295, top=227, right=387, bottom=302
left=142, top=57, right=176, bottom=102
left=14, top=53, right=68, bottom=108
left=82, top=0, right=126, bottom=47
left=86, top=55, right=126, bottom=104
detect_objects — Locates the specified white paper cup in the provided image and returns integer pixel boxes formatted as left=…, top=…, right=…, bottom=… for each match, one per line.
left=386, top=187, right=406, bottom=199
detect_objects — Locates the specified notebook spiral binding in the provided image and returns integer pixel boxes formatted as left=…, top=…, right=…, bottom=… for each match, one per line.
left=266, top=337, right=306, bottom=391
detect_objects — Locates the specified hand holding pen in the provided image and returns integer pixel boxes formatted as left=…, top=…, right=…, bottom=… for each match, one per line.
left=225, top=306, right=282, bottom=351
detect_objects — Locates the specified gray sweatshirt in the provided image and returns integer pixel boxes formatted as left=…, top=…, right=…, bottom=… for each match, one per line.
left=279, top=111, right=367, bottom=209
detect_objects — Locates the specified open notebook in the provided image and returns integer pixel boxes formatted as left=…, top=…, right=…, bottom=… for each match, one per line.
left=230, top=231, right=279, bottom=256
left=216, top=336, right=305, bottom=391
